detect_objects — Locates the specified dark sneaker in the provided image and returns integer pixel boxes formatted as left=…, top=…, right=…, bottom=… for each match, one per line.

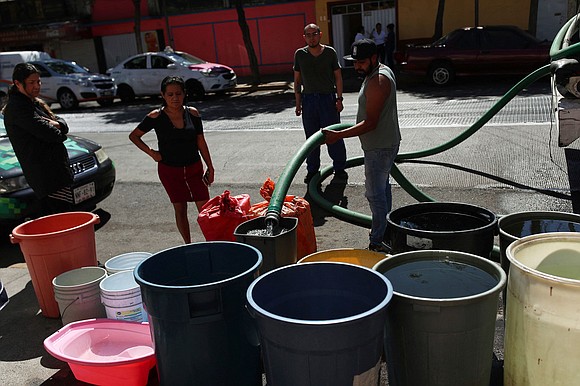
left=368, top=242, right=392, bottom=254
left=304, top=171, right=317, bottom=184
left=334, top=170, right=348, bottom=181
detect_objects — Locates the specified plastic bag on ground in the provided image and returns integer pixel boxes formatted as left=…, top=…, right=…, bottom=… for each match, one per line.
left=197, top=190, right=253, bottom=241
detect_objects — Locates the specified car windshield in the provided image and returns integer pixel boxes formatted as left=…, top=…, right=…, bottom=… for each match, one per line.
left=168, top=52, right=206, bottom=65
left=45, top=61, right=88, bottom=75
left=431, top=29, right=463, bottom=46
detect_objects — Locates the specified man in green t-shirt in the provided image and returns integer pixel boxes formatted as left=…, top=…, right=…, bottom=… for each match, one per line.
left=293, top=23, right=347, bottom=184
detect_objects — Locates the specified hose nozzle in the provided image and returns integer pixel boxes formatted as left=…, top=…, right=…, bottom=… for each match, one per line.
left=264, top=211, right=280, bottom=229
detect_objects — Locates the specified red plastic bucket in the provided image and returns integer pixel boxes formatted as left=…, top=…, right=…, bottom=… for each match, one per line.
left=10, top=212, right=100, bottom=318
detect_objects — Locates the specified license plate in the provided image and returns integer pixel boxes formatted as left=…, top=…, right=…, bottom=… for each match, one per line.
left=100, top=90, right=113, bottom=96
left=74, top=182, right=95, bottom=204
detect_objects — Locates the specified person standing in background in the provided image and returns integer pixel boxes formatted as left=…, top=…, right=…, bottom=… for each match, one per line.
left=371, top=22, right=386, bottom=64
left=323, top=39, right=401, bottom=253
left=354, top=26, right=366, bottom=42
left=294, top=23, right=348, bottom=184
left=385, top=23, right=396, bottom=69
left=3, top=63, right=74, bottom=216
left=129, top=76, right=215, bottom=244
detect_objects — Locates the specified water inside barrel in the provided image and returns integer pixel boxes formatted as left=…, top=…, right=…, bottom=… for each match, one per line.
left=532, top=244, right=580, bottom=280
left=399, top=212, right=488, bottom=232
left=245, top=227, right=289, bottom=237
left=382, top=259, right=497, bottom=298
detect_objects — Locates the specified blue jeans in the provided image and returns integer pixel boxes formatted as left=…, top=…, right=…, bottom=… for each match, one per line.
left=301, top=93, right=347, bottom=173
left=364, top=145, right=399, bottom=244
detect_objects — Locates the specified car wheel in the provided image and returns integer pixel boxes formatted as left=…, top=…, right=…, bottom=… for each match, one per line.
left=58, top=88, right=79, bottom=109
left=428, top=62, right=454, bottom=86
left=97, top=98, right=114, bottom=107
left=118, top=84, right=135, bottom=103
left=186, top=80, right=205, bottom=101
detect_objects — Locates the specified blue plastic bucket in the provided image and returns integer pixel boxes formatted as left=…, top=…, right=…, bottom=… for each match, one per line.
left=247, top=261, right=393, bottom=386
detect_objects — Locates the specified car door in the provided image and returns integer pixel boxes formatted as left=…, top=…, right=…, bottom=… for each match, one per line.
left=443, top=29, right=482, bottom=76
left=145, top=55, right=173, bottom=94
left=479, top=28, right=546, bottom=75
left=33, top=63, right=57, bottom=103
left=121, top=55, right=148, bottom=95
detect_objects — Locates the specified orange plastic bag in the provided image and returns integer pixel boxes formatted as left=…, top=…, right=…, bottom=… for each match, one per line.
left=249, top=178, right=317, bottom=259
left=197, top=190, right=252, bottom=241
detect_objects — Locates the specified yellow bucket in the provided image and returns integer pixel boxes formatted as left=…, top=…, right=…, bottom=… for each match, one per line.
left=297, top=248, right=389, bottom=268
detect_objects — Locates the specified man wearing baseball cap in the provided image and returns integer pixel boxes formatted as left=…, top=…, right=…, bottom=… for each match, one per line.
left=323, top=38, right=401, bottom=253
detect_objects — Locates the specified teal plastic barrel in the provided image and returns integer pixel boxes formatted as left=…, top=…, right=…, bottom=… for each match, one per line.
left=134, top=241, right=262, bottom=386
left=247, top=262, right=392, bottom=386
left=374, top=250, right=506, bottom=386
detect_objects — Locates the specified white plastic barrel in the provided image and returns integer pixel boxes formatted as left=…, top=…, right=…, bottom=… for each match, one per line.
left=505, top=232, right=580, bottom=385
left=52, top=266, right=107, bottom=325
left=104, top=252, right=152, bottom=275
left=100, top=270, right=147, bottom=322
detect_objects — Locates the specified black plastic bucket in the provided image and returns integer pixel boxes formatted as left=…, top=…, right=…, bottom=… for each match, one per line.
left=134, top=241, right=262, bottom=386
left=386, top=202, right=497, bottom=260
left=373, top=250, right=506, bottom=386
left=247, top=262, right=393, bottom=386
left=234, top=216, right=298, bottom=274
left=498, top=210, right=580, bottom=274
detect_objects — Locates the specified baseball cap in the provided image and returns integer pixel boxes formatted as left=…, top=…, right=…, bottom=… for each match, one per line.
left=344, top=39, right=377, bottom=60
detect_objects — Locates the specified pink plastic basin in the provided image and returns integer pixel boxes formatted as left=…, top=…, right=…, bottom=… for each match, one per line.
left=44, top=319, right=156, bottom=386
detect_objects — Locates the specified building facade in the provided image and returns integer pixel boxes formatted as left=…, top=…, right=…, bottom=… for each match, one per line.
left=0, top=0, right=574, bottom=77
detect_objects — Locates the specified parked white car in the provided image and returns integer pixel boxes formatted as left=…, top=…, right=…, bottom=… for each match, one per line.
left=107, top=47, right=237, bottom=102
left=30, top=59, right=117, bottom=109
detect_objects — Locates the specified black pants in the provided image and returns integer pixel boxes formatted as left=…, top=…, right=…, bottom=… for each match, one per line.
left=376, top=44, right=386, bottom=64
left=39, top=187, right=74, bottom=216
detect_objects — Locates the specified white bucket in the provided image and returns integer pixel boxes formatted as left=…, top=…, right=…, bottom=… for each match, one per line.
left=52, top=266, right=107, bottom=326
left=104, top=251, right=152, bottom=275
left=100, top=270, right=147, bottom=322
left=505, top=232, right=580, bottom=385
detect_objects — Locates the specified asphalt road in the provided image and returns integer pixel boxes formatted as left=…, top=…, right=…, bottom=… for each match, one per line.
left=0, top=74, right=575, bottom=385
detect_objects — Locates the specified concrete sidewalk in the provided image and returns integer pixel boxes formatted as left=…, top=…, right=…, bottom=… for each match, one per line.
left=0, top=181, right=568, bottom=385
left=0, top=84, right=574, bottom=385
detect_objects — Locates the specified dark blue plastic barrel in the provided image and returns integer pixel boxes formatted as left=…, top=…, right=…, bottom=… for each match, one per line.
left=247, top=262, right=393, bottom=386
left=134, top=241, right=262, bottom=386
left=386, top=202, right=497, bottom=260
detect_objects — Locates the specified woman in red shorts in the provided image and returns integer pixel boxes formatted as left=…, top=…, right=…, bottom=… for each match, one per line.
left=129, top=76, right=215, bottom=243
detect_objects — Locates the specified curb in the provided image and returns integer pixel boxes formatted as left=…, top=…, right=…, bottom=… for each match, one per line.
left=234, top=82, right=293, bottom=92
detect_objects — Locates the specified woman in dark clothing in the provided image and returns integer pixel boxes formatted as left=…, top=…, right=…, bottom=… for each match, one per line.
left=129, top=76, right=215, bottom=244
left=3, top=63, right=73, bottom=216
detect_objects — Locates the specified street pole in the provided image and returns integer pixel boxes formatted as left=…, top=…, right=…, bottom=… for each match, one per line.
left=161, top=0, right=174, bottom=48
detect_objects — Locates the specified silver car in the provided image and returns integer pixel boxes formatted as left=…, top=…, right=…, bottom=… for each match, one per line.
left=30, top=59, right=117, bottom=109
left=107, top=47, right=237, bottom=102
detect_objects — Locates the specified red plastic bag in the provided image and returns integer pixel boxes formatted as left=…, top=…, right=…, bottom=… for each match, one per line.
left=197, top=190, right=252, bottom=241
left=249, top=178, right=317, bottom=258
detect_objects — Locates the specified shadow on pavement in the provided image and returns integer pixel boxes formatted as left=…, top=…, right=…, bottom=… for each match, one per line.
left=306, top=176, right=348, bottom=227
left=0, top=281, right=62, bottom=362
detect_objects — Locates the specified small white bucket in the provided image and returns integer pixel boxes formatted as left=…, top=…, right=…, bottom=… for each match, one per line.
left=104, top=252, right=152, bottom=275
left=100, top=270, right=147, bottom=322
left=52, top=266, right=107, bottom=325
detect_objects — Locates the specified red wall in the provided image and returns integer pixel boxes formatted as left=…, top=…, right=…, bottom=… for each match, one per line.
left=91, top=1, right=315, bottom=76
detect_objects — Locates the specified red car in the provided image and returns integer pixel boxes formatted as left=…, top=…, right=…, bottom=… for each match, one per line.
left=398, top=25, right=551, bottom=86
